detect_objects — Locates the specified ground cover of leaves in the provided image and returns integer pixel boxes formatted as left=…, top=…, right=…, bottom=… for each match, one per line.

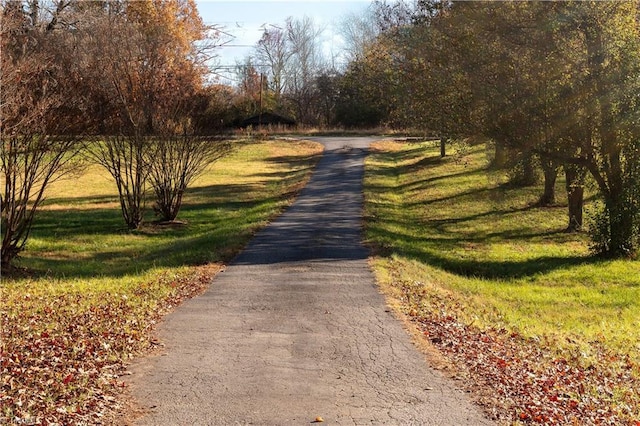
left=391, top=269, right=640, bottom=425
left=1, top=264, right=221, bottom=425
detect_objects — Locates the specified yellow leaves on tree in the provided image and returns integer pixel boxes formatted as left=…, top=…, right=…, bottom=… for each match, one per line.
left=125, top=0, right=206, bottom=68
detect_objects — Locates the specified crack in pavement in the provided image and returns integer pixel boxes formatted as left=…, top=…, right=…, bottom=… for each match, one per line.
left=128, top=137, right=492, bottom=425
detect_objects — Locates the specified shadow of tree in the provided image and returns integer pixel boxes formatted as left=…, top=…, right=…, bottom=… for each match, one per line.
left=369, top=223, right=598, bottom=279
left=366, top=148, right=599, bottom=280
left=16, top=148, right=320, bottom=279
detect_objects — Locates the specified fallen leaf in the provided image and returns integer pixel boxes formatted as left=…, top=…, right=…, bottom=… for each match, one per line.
left=63, top=374, right=74, bottom=385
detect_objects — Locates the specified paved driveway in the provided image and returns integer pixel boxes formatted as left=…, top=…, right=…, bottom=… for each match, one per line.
left=129, top=137, right=492, bottom=425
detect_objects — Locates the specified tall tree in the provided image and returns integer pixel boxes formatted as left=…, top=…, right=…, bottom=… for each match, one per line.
left=1, top=0, right=88, bottom=269
left=333, top=34, right=396, bottom=128
left=85, top=0, right=211, bottom=229
left=396, top=1, right=473, bottom=153
left=234, top=57, right=266, bottom=119
left=569, top=1, right=640, bottom=255
left=255, top=25, right=290, bottom=104
left=285, top=16, right=324, bottom=123
left=84, top=10, right=154, bottom=229
left=339, top=8, right=379, bottom=63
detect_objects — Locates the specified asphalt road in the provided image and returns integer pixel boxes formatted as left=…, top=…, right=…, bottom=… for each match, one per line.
left=128, top=137, right=492, bottom=425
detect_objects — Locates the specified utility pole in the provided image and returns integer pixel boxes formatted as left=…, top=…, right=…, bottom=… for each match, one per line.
left=258, top=73, right=264, bottom=127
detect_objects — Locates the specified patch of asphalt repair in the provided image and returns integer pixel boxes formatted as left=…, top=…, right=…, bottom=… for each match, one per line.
left=128, top=137, right=492, bottom=425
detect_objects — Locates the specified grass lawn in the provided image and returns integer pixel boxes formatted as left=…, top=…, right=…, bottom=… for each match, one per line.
left=1, top=138, right=323, bottom=424
left=365, top=140, right=640, bottom=424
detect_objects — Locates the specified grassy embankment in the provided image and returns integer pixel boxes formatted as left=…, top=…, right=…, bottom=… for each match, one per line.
left=365, top=140, right=640, bottom=424
left=1, top=138, right=323, bottom=424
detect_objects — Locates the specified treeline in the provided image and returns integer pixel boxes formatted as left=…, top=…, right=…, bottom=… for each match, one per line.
left=204, top=16, right=345, bottom=128
left=1, top=0, right=226, bottom=269
left=339, top=0, right=640, bottom=258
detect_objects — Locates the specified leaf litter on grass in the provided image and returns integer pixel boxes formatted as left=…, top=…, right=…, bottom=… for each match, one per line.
left=393, top=273, right=640, bottom=425
left=1, top=264, right=221, bottom=425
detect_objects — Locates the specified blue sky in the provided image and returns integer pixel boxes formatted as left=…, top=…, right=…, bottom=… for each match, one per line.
left=195, top=1, right=372, bottom=83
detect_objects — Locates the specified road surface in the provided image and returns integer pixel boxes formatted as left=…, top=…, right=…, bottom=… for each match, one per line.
left=128, top=137, right=491, bottom=425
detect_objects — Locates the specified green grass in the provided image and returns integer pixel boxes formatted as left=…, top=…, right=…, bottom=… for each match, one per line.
left=9, top=139, right=322, bottom=280
left=365, top=140, right=640, bottom=361
left=0, top=138, right=323, bottom=423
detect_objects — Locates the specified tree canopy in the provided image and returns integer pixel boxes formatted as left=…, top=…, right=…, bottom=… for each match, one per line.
left=340, top=0, right=640, bottom=257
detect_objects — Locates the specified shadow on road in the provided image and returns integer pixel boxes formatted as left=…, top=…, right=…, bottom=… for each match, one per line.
left=234, top=141, right=373, bottom=265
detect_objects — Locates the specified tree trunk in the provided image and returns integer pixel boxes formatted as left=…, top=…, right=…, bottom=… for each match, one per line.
left=1, top=228, right=21, bottom=271
left=153, top=186, right=184, bottom=222
left=440, top=137, right=447, bottom=158
left=565, top=164, right=586, bottom=232
left=492, top=140, right=508, bottom=168
left=510, top=151, right=538, bottom=187
left=539, top=157, right=559, bottom=206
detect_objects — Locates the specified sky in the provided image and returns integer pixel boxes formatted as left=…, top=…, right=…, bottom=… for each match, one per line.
left=195, top=0, right=372, bottom=84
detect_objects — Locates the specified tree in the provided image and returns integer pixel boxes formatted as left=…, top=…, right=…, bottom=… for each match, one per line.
left=285, top=16, right=324, bottom=124
left=190, top=84, right=237, bottom=133
left=313, top=71, right=340, bottom=126
left=148, top=84, right=230, bottom=222
left=255, top=25, right=290, bottom=104
left=235, top=57, right=265, bottom=119
left=339, top=7, right=379, bottom=63
left=244, top=15, right=339, bottom=126
left=83, top=10, right=154, bottom=229
left=85, top=0, right=211, bottom=229
left=1, top=0, right=88, bottom=269
left=333, top=38, right=394, bottom=128
left=570, top=1, right=640, bottom=255
left=397, top=1, right=473, bottom=154
left=147, top=133, right=229, bottom=223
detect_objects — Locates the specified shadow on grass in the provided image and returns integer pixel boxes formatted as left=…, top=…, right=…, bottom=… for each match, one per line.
left=368, top=220, right=599, bottom=280
left=246, top=165, right=317, bottom=188
left=368, top=152, right=481, bottom=196
left=404, top=154, right=445, bottom=174
left=416, top=247, right=596, bottom=280
left=15, top=178, right=311, bottom=280
left=19, top=214, right=265, bottom=279
left=265, top=152, right=323, bottom=167
left=42, top=194, right=119, bottom=208
left=366, top=148, right=600, bottom=280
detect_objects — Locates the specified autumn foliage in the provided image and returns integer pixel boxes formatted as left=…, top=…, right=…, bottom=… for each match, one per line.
left=1, top=0, right=223, bottom=258
left=1, top=0, right=89, bottom=268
